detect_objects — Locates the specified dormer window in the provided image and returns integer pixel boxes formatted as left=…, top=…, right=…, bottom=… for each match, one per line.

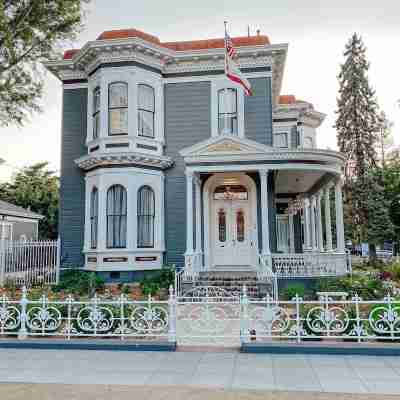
left=138, top=84, right=155, bottom=138
left=92, top=87, right=100, bottom=139
left=108, top=82, right=128, bottom=135
left=218, top=88, right=237, bottom=135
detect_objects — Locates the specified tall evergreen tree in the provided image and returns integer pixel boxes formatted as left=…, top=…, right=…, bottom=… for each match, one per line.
left=335, top=33, right=394, bottom=252
left=335, top=33, right=379, bottom=180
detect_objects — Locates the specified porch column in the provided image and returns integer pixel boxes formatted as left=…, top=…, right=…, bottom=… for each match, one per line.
left=310, top=195, right=317, bottom=252
left=185, top=171, right=194, bottom=255
left=335, top=179, right=345, bottom=252
left=259, top=170, right=271, bottom=255
left=324, top=186, right=333, bottom=252
left=316, top=191, right=324, bottom=252
left=195, top=174, right=202, bottom=255
left=303, top=198, right=312, bottom=251
left=289, top=214, right=295, bottom=253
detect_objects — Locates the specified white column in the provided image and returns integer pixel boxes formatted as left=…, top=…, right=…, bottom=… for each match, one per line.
left=185, top=171, right=194, bottom=255
left=324, top=186, right=333, bottom=252
left=289, top=213, right=295, bottom=253
left=195, top=175, right=202, bottom=254
left=310, top=196, right=317, bottom=252
left=335, top=179, right=345, bottom=252
left=303, top=198, right=311, bottom=252
left=259, top=170, right=271, bottom=255
left=316, top=192, right=324, bottom=252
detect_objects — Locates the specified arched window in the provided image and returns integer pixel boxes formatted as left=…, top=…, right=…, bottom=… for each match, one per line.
left=236, top=210, right=245, bottom=242
left=137, top=186, right=155, bottom=248
left=90, top=187, right=99, bottom=249
left=92, top=87, right=100, bottom=139
left=108, top=82, right=128, bottom=135
left=106, top=185, right=127, bottom=248
left=138, top=84, right=155, bottom=138
left=218, top=88, right=237, bottom=135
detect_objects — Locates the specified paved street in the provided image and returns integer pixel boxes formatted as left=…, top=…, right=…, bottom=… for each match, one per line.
left=0, top=349, right=400, bottom=395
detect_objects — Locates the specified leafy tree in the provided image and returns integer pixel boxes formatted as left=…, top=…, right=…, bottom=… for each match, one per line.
left=0, top=162, right=59, bottom=238
left=0, top=0, right=88, bottom=126
left=335, top=33, right=379, bottom=180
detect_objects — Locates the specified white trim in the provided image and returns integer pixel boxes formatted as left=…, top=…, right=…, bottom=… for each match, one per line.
left=163, top=71, right=272, bottom=84
left=63, top=82, right=88, bottom=90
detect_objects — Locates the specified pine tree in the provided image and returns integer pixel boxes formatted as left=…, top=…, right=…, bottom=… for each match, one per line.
left=335, top=33, right=379, bottom=180
left=335, top=34, right=394, bottom=253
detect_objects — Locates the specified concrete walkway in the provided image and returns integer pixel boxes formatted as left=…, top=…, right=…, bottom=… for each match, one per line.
left=0, top=349, right=400, bottom=395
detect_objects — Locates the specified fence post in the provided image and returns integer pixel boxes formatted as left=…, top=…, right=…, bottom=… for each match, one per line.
left=0, top=238, right=5, bottom=287
left=55, top=237, right=61, bottom=284
left=240, top=285, right=250, bottom=344
left=18, top=286, right=28, bottom=340
left=168, top=285, right=177, bottom=343
left=295, top=294, right=301, bottom=343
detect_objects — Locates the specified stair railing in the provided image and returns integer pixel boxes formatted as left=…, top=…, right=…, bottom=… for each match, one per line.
left=258, top=253, right=278, bottom=300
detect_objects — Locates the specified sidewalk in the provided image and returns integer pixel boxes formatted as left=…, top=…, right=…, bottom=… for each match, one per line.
left=0, top=349, right=400, bottom=395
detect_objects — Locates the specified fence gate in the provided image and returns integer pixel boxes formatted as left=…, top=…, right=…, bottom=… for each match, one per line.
left=176, top=286, right=241, bottom=346
left=0, top=239, right=60, bottom=287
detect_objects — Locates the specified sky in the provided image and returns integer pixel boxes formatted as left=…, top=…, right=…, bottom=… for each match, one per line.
left=1, top=0, right=399, bottom=181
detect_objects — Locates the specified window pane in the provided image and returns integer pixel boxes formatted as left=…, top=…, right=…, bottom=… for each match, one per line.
left=237, top=210, right=245, bottom=242
left=138, top=85, right=155, bottom=111
left=93, top=87, right=100, bottom=112
left=138, top=186, right=155, bottom=248
left=109, top=83, right=128, bottom=107
left=218, top=209, right=226, bottom=242
left=138, top=110, right=154, bottom=138
left=109, top=109, right=128, bottom=135
left=107, top=185, right=127, bottom=248
left=93, top=113, right=100, bottom=139
left=275, top=133, right=288, bottom=148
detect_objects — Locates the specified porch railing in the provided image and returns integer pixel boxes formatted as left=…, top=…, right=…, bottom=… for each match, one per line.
left=257, top=253, right=278, bottom=300
left=271, top=252, right=348, bottom=278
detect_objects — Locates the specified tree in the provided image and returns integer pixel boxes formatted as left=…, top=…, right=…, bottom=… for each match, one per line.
left=335, top=34, right=394, bottom=253
left=376, top=111, right=395, bottom=168
left=0, top=0, right=87, bottom=126
left=0, top=162, right=59, bottom=238
left=335, top=33, right=379, bottom=180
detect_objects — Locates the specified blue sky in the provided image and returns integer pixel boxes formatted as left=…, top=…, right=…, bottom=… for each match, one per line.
left=1, top=0, right=399, bottom=180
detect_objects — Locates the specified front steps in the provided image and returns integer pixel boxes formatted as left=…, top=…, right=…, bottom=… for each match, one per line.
left=182, top=270, right=271, bottom=298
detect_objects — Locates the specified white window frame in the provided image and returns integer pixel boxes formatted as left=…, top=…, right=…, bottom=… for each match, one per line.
left=0, top=222, right=13, bottom=241
left=211, top=78, right=245, bottom=138
left=274, top=132, right=289, bottom=148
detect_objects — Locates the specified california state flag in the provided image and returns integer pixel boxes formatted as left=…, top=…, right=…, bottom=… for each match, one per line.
left=225, top=31, right=252, bottom=96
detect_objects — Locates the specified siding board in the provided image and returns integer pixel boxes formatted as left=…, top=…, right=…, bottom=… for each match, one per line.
left=59, top=88, right=87, bottom=268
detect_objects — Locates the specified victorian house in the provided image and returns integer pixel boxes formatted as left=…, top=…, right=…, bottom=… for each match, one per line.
left=45, top=28, right=347, bottom=285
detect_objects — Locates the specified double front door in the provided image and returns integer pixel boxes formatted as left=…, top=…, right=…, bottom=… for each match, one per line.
left=212, top=199, right=254, bottom=267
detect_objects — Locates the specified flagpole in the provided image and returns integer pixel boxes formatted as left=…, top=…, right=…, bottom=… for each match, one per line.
left=223, top=21, right=228, bottom=135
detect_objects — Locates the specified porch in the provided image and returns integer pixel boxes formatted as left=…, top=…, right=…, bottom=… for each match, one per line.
left=179, top=135, right=347, bottom=283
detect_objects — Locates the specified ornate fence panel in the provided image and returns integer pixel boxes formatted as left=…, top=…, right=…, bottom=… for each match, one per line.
left=0, top=287, right=173, bottom=341
left=176, top=286, right=241, bottom=346
left=0, top=239, right=60, bottom=287
left=246, top=294, right=400, bottom=342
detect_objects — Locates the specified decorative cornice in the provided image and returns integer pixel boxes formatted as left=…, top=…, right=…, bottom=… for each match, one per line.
left=75, top=151, right=174, bottom=171
left=44, top=39, right=288, bottom=105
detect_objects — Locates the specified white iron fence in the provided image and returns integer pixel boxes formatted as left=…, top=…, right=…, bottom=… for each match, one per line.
left=0, top=239, right=60, bottom=287
left=1, top=286, right=400, bottom=344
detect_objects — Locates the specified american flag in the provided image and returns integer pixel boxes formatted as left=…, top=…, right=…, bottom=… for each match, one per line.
left=225, top=32, right=236, bottom=58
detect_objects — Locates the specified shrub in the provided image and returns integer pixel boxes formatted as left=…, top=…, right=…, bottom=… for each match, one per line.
left=139, top=265, right=175, bottom=297
left=53, top=269, right=105, bottom=296
left=282, top=283, right=305, bottom=300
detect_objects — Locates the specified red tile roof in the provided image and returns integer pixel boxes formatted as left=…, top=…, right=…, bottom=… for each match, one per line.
left=63, top=29, right=271, bottom=59
left=279, top=95, right=297, bottom=105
